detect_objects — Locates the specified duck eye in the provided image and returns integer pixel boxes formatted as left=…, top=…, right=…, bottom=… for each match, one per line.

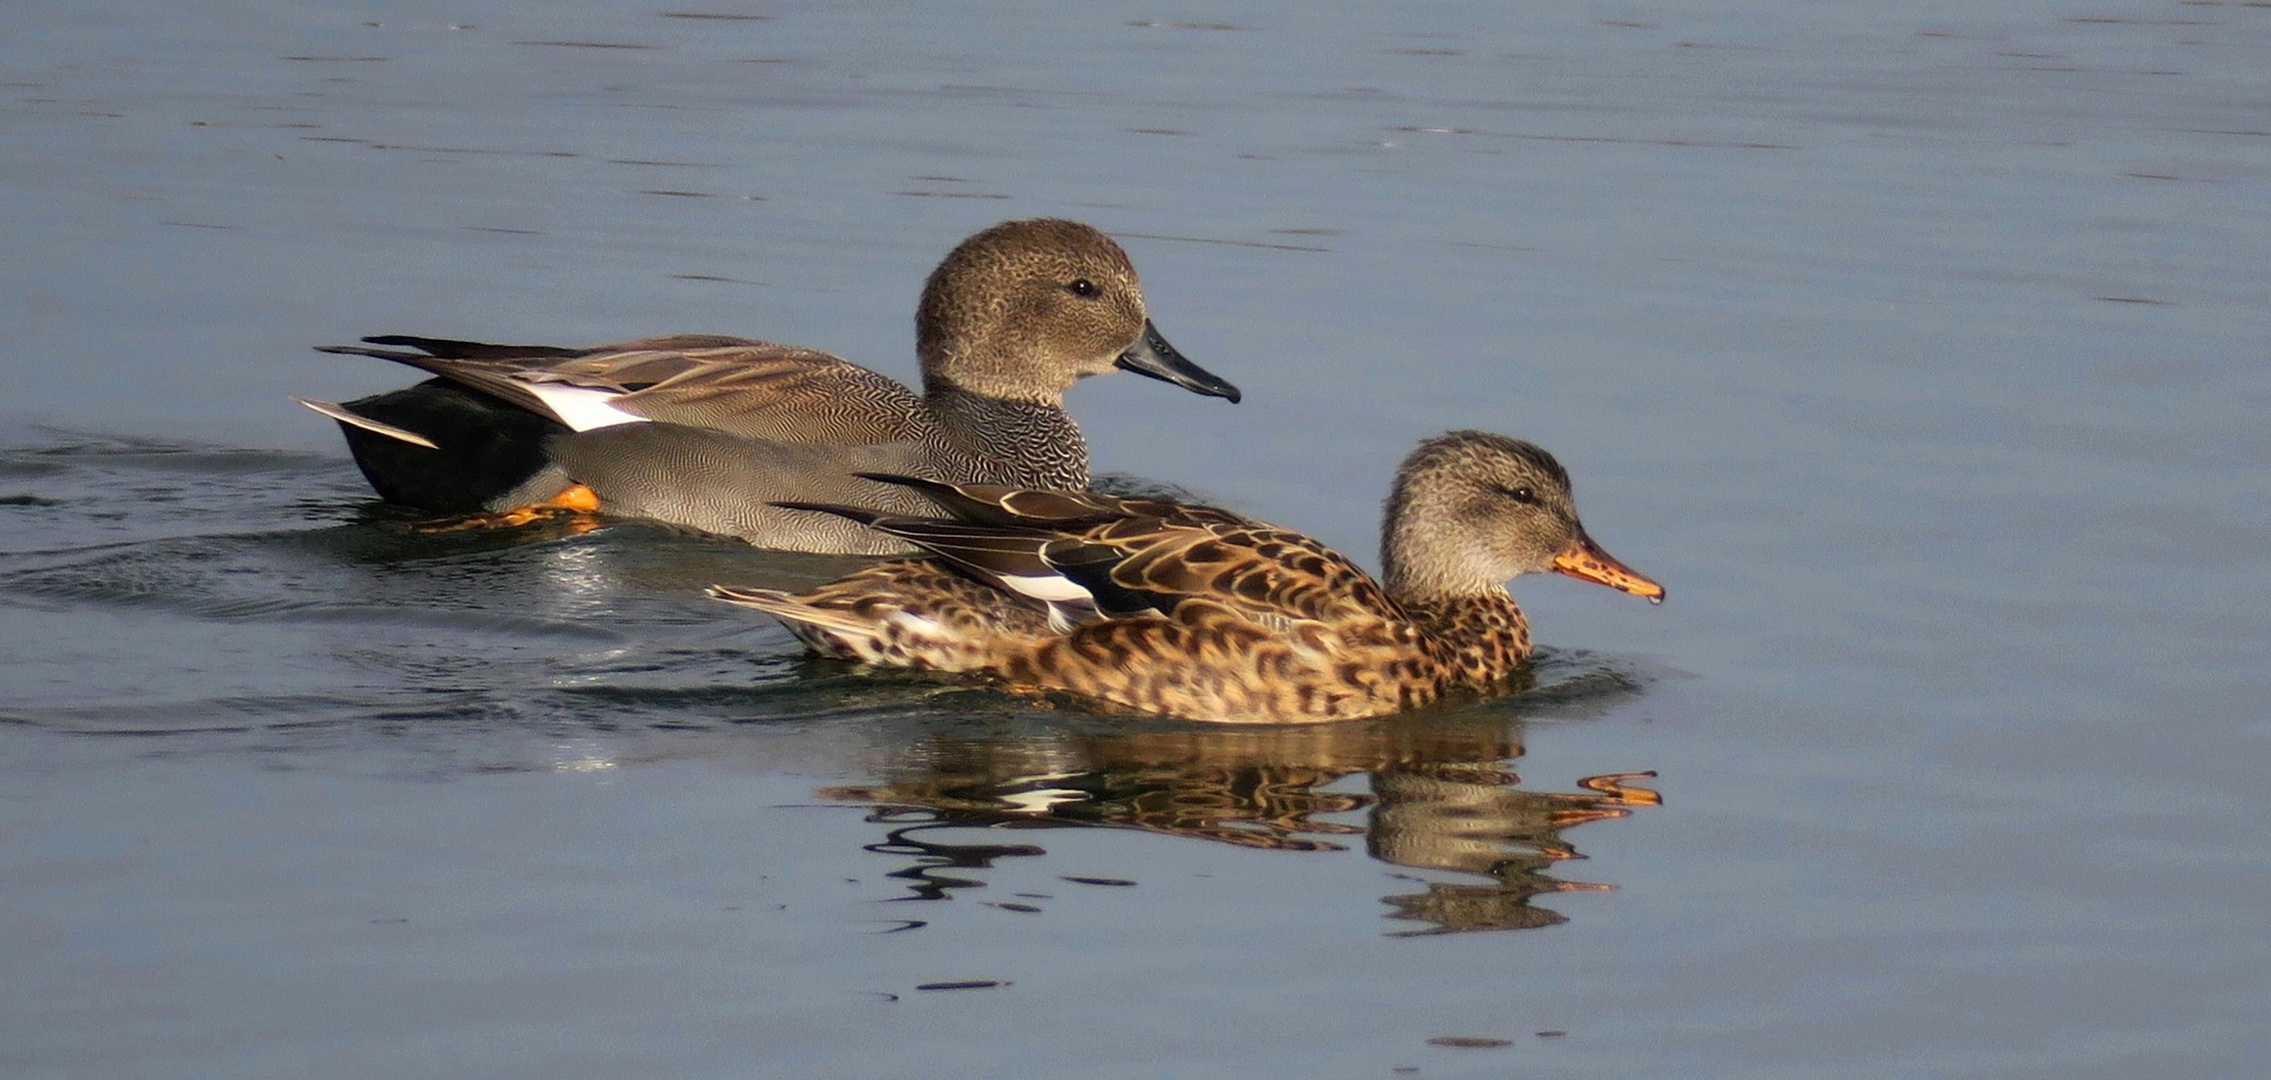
left=1068, top=278, right=1098, bottom=298
left=1501, top=484, right=1537, bottom=505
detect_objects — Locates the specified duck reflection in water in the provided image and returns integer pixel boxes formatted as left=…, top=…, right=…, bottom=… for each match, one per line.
left=819, top=709, right=1658, bottom=935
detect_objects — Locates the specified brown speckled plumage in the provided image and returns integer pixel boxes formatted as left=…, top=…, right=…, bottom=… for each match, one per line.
left=296, top=219, right=1240, bottom=552
left=711, top=431, right=1664, bottom=724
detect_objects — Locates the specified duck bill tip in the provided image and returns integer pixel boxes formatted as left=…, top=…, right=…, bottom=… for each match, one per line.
left=1550, top=538, right=1664, bottom=603
left=1115, top=320, right=1241, bottom=403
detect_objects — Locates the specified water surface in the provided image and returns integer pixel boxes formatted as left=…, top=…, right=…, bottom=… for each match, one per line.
left=3, top=1, right=2267, bottom=1076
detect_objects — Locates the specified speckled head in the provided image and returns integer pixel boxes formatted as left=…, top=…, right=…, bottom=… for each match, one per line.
left=915, top=219, right=1239, bottom=405
left=1380, top=430, right=1663, bottom=604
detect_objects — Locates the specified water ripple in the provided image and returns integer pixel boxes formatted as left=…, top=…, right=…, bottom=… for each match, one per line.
left=0, top=430, right=1659, bottom=775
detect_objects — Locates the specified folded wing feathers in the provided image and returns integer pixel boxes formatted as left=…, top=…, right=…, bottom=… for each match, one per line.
left=1042, top=539, right=1171, bottom=618
left=316, top=334, right=935, bottom=441
left=768, top=500, right=1095, bottom=605
left=852, top=473, right=1019, bottom=523
left=867, top=522, right=1088, bottom=601
left=853, top=473, right=1113, bottom=526
left=769, top=500, right=893, bottom=530
left=797, top=477, right=1360, bottom=630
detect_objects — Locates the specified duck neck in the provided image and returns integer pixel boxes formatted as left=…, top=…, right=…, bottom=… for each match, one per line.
left=924, top=386, right=1090, bottom=490
left=919, top=338, right=1074, bottom=408
left=1383, top=511, right=1532, bottom=682
left=1398, top=587, right=1534, bottom=687
left=1380, top=507, right=1505, bottom=605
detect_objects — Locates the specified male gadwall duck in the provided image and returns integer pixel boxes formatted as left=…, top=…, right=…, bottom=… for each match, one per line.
left=294, top=218, right=1240, bottom=553
left=709, top=431, right=1663, bottom=723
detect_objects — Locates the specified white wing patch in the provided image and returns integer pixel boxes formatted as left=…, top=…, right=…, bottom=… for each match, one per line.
left=994, top=573, right=1095, bottom=604
left=524, top=382, right=650, bottom=432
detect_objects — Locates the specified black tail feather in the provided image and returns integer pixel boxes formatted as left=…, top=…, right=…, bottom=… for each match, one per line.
left=313, top=343, right=438, bottom=364
left=358, top=335, right=579, bottom=361
left=852, top=471, right=1126, bottom=527
left=850, top=472, right=1026, bottom=524
left=853, top=472, right=960, bottom=498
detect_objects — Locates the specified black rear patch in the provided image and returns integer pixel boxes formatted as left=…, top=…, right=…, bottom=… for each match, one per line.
left=335, top=379, right=565, bottom=513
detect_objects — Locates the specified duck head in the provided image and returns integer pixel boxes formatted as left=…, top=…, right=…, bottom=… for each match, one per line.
left=916, top=219, right=1240, bottom=405
left=1380, top=430, right=1663, bottom=604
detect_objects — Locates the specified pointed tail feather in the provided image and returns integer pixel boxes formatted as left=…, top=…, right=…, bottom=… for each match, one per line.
left=359, top=335, right=579, bottom=361
left=313, top=343, right=442, bottom=364
left=707, top=584, right=795, bottom=609
left=707, top=585, right=880, bottom=639
left=290, top=396, right=441, bottom=450
left=313, top=345, right=572, bottom=426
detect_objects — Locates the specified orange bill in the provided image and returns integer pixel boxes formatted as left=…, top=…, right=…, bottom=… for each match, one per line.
left=1551, top=531, right=1665, bottom=602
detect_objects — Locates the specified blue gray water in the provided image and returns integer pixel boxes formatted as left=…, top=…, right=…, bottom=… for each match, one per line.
left=4, top=1, right=2267, bottom=1077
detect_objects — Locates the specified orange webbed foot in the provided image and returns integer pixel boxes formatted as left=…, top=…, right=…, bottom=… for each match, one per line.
left=411, top=485, right=604, bottom=534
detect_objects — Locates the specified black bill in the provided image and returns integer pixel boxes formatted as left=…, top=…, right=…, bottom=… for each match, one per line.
left=1115, top=320, right=1241, bottom=403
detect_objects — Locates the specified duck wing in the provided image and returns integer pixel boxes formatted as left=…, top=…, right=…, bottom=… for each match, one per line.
left=770, top=501, right=1102, bottom=616
left=853, top=473, right=1255, bottom=530
left=1073, top=518, right=1397, bottom=626
left=316, top=335, right=926, bottom=443
left=787, top=479, right=1396, bottom=629
left=349, top=332, right=768, bottom=360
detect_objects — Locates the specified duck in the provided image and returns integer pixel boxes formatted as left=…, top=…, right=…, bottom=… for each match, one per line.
left=293, top=218, right=1241, bottom=554
left=708, top=430, right=1663, bottom=723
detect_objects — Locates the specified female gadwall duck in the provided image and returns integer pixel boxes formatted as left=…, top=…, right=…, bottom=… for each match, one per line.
left=709, top=431, right=1663, bottom=723
left=294, top=218, right=1240, bottom=554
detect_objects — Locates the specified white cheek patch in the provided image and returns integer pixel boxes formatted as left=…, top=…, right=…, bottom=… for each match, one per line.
left=524, top=382, right=650, bottom=432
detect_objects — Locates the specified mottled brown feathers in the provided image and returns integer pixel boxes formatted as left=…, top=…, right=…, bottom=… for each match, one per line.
left=710, top=560, right=1054, bottom=670
left=715, top=432, right=1663, bottom=724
